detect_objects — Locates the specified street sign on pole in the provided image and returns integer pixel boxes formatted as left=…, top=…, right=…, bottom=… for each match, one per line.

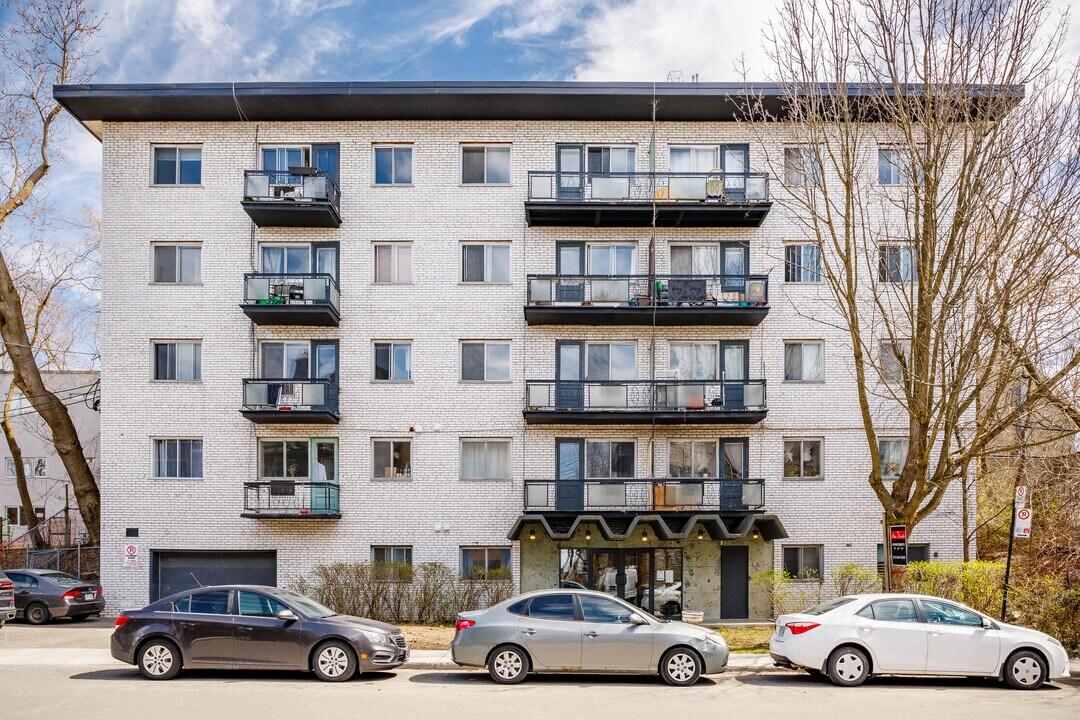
left=1014, top=486, right=1028, bottom=508
left=890, top=525, right=908, bottom=567
left=1013, top=507, right=1033, bottom=538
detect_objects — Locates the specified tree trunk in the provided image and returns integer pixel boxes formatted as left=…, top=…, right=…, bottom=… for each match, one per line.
left=1, top=409, right=46, bottom=550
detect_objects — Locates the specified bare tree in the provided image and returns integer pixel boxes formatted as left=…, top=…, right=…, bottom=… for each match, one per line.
left=0, top=0, right=103, bottom=542
left=747, top=0, right=1080, bottom=541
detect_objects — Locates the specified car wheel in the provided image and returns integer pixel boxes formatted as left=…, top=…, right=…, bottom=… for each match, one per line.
left=660, top=647, right=702, bottom=686
left=488, top=644, right=529, bottom=684
left=1003, top=650, right=1046, bottom=690
left=24, top=602, right=50, bottom=625
left=312, top=640, right=357, bottom=682
left=827, top=646, right=870, bottom=687
left=138, top=639, right=182, bottom=680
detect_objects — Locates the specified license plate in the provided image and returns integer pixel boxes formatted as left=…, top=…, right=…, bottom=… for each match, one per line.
left=776, top=626, right=786, bottom=637
left=83, top=592, right=96, bottom=600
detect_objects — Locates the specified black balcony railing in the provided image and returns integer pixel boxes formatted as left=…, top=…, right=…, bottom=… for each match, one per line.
left=241, top=169, right=341, bottom=227
left=528, top=274, right=768, bottom=306
left=242, top=481, right=340, bottom=519
left=524, top=379, right=767, bottom=424
left=241, top=273, right=341, bottom=326
left=523, top=478, right=765, bottom=512
left=527, top=171, right=770, bottom=204
left=241, top=378, right=339, bottom=423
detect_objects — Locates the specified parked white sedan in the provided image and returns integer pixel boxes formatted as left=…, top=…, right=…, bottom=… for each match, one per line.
left=769, top=594, right=1070, bottom=689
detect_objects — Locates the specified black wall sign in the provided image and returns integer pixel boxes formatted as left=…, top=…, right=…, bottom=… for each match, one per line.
left=890, top=524, right=908, bottom=567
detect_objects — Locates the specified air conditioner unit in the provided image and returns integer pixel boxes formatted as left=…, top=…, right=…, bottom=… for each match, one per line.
left=745, top=279, right=767, bottom=304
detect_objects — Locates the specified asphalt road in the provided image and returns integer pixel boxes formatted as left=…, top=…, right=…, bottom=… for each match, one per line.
left=1, top=663, right=1077, bottom=720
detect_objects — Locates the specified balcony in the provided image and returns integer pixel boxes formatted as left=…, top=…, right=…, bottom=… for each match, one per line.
left=525, top=171, right=771, bottom=227
left=240, top=378, right=339, bottom=424
left=241, top=169, right=341, bottom=228
left=523, top=478, right=765, bottom=513
left=242, top=481, right=341, bottom=519
left=525, top=274, right=768, bottom=326
left=240, top=273, right=340, bottom=326
left=524, top=379, right=767, bottom=425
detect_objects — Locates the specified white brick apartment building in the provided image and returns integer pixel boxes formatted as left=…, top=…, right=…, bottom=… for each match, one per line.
left=55, top=81, right=967, bottom=619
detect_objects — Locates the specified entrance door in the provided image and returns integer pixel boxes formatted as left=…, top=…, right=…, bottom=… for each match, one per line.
left=309, top=438, right=338, bottom=514
left=720, top=341, right=748, bottom=410
left=556, top=144, right=585, bottom=200
left=555, top=242, right=586, bottom=302
left=555, top=341, right=584, bottom=409
left=556, top=439, right=584, bottom=511
left=720, top=545, right=749, bottom=618
left=311, top=143, right=340, bottom=187
left=721, top=243, right=749, bottom=291
left=591, top=550, right=651, bottom=612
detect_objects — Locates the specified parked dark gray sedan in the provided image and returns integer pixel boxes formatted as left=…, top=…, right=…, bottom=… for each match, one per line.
left=112, top=585, right=408, bottom=681
left=0, top=571, right=15, bottom=626
left=5, top=568, right=104, bottom=624
left=452, top=589, right=728, bottom=685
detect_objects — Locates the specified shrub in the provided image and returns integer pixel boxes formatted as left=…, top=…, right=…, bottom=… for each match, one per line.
left=752, top=570, right=824, bottom=616
left=830, top=562, right=880, bottom=597
left=902, top=561, right=1004, bottom=615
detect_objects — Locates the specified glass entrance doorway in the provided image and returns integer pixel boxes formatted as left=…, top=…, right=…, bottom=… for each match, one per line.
left=559, top=548, right=683, bottom=617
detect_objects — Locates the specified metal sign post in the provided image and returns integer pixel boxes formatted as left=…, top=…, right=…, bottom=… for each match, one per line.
left=1002, top=487, right=1030, bottom=620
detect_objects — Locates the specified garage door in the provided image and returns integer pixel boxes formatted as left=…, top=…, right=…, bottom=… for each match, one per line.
left=151, top=551, right=277, bottom=601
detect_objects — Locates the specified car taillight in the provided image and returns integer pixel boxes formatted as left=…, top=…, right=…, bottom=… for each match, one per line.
left=97, top=587, right=104, bottom=597
left=785, top=622, right=821, bottom=635
left=455, top=619, right=475, bottom=632
left=61, top=589, right=81, bottom=601
left=0, top=581, right=12, bottom=590
left=115, top=615, right=130, bottom=629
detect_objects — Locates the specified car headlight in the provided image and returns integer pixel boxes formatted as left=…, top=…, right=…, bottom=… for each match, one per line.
left=359, top=630, right=391, bottom=645
left=1047, top=636, right=1064, bottom=649
left=705, top=633, right=726, bottom=646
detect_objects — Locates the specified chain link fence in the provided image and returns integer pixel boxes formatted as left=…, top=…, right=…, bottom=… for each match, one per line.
left=0, top=545, right=100, bottom=581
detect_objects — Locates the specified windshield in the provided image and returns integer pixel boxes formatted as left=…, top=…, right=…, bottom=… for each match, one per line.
left=802, top=597, right=857, bottom=616
left=38, top=572, right=85, bottom=586
left=273, top=589, right=337, bottom=618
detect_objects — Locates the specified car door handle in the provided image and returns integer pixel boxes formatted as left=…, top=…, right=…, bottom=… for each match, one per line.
left=585, top=631, right=598, bottom=638
left=928, top=630, right=943, bottom=636
left=522, top=628, right=536, bottom=635
left=238, top=626, right=253, bottom=632
left=180, top=622, right=195, bottom=628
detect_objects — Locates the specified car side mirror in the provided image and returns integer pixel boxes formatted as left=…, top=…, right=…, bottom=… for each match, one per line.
left=981, top=617, right=994, bottom=630
left=276, top=609, right=298, bottom=622
left=629, top=614, right=647, bottom=625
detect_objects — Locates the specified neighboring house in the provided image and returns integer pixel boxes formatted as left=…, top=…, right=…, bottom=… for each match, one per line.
left=56, top=81, right=980, bottom=619
left=0, top=372, right=99, bottom=546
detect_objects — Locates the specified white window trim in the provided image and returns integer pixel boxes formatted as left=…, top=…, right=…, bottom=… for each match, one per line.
left=783, top=437, right=823, bottom=480
left=373, top=242, right=413, bottom=285
left=150, top=144, right=203, bottom=187
left=258, top=144, right=312, bottom=170
left=783, top=242, right=823, bottom=284
left=373, top=341, right=413, bottom=382
left=460, top=340, right=512, bottom=383
left=150, top=242, right=203, bottom=285
left=878, top=242, right=917, bottom=284
left=150, top=437, right=204, bottom=480
left=372, top=438, right=412, bottom=480
left=460, top=546, right=512, bottom=578
left=5, top=457, right=47, bottom=479
left=877, top=147, right=911, bottom=186
left=460, top=242, right=512, bottom=284
left=372, top=144, right=414, bottom=186
left=460, top=144, right=513, bottom=186
left=459, top=438, right=513, bottom=481
left=878, top=339, right=911, bottom=385
left=879, top=437, right=910, bottom=479
left=150, top=339, right=203, bottom=383
left=585, top=243, right=637, bottom=276
left=782, top=340, right=825, bottom=383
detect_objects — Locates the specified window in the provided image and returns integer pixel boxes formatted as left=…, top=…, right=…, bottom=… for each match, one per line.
left=5, top=457, right=46, bottom=478
left=237, top=591, right=289, bottom=618
left=668, top=440, right=746, bottom=478
left=4, top=506, right=45, bottom=526
left=669, top=243, right=751, bottom=276
left=879, top=244, right=916, bottom=282
left=374, top=244, right=412, bottom=284
left=586, top=343, right=636, bottom=381
left=152, top=341, right=201, bottom=381
left=462, top=145, right=512, bottom=184
left=579, top=594, right=635, bottom=623
left=187, top=590, right=230, bottom=615
left=462, top=243, right=511, bottom=283
left=461, top=439, right=511, bottom=480
left=152, top=439, right=203, bottom=479
left=879, top=341, right=910, bottom=384
left=153, top=146, right=201, bottom=185
left=803, top=597, right=857, bottom=616
left=784, top=244, right=821, bottom=283
left=586, top=441, right=634, bottom=479
left=6, top=572, right=38, bottom=589
left=784, top=147, right=822, bottom=186
left=259, top=440, right=309, bottom=480
left=374, top=145, right=413, bottom=185
left=374, top=342, right=411, bottom=381
left=527, top=594, right=577, bottom=621
left=879, top=438, right=909, bottom=478
left=876, top=543, right=929, bottom=572
left=669, top=146, right=719, bottom=173
left=260, top=245, right=311, bottom=274
left=783, top=439, right=821, bottom=479
left=587, top=244, right=635, bottom=276
left=461, top=341, right=510, bottom=382
left=507, top=599, right=529, bottom=616
left=857, top=598, right=919, bottom=622
left=782, top=545, right=823, bottom=579
left=587, top=146, right=636, bottom=175
left=921, top=599, right=983, bottom=627
left=373, top=546, right=413, bottom=566
left=153, top=244, right=201, bottom=284
left=373, top=440, right=411, bottom=479
left=461, top=547, right=511, bottom=580
left=878, top=148, right=909, bottom=185
left=669, top=343, right=717, bottom=380
left=784, top=341, right=823, bottom=382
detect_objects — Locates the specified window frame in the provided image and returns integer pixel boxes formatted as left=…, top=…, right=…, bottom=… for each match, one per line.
left=460, top=438, right=512, bottom=481
left=152, top=145, right=202, bottom=186
left=373, top=341, right=412, bottom=382
left=460, top=340, right=511, bottom=382
left=878, top=340, right=911, bottom=385
left=781, top=544, right=824, bottom=580
left=460, top=242, right=511, bottom=284
left=783, top=437, right=823, bottom=480
left=461, top=144, right=512, bottom=185
left=783, top=340, right=824, bottom=383
left=784, top=243, right=822, bottom=284
left=151, top=243, right=202, bottom=285
left=259, top=145, right=312, bottom=172
left=151, top=437, right=204, bottom=480
left=373, top=144, right=414, bottom=186
left=584, top=341, right=637, bottom=382
left=879, top=437, right=910, bottom=478
left=877, top=147, right=910, bottom=186
left=783, top=146, right=822, bottom=186
left=585, top=439, right=636, bottom=480
left=373, top=243, right=413, bottom=285
left=878, top=243, right=917, bottom=283
left=4, top=505, right=46, bottom=526
left=151, top=340, right=202, bottom=382
left=372, top=438, right=412, bottom=480
left=586, top=243, right=636, bottom=276
left=460, top=546, right=512, bottom=580
left=586, top=145, right=637, bottom=179
left=5, top=457, right=47, bottom=478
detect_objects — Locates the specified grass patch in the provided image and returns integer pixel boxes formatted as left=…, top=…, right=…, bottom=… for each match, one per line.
left=716, top=625, right=774, bottom=654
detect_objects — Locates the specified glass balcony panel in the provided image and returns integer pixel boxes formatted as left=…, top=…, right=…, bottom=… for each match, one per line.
left=590, top=279, right=629, bottom=303
left=246, top=277, right=270, bottom=301
left=589, top=384, right=627, bottom=408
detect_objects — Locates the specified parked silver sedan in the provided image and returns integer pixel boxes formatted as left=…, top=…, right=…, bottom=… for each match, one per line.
left=451, top=589, right=728, bottom=685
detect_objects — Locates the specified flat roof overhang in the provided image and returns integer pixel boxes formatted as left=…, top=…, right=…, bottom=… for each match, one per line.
left=524, top=305, right=768, bottom=327
left=239, top=409, right=340, bottom=424
left=523, top=409, right=768, bottom=425
left=508, top=513, right=789, bottom=542
left=240, top=200, right=342, bottom=228
left=240, top=304, right=340, bottom=327
left=524, top=201, right=772, bottom=228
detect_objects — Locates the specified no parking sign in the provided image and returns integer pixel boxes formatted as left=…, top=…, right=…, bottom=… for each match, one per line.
left=1013, top=508, right=1033, bottom=539
left=123, top=543, right=139, bottom=566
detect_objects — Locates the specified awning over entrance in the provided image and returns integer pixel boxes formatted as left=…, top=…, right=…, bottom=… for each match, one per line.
left=507, top=512, right=788, bottom=542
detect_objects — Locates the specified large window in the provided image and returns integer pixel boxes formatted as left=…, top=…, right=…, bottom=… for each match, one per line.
left=669, top=145, right=719, bottom=172
left=461, top=341, right=510, bottom=382
left=669, top=342, right=717, bottom=380
left=669, top=440, right=746, bottom=478
left=876, top=543, right=930, bottom=572
left=259, top=440, right=309, bottom=480
left=260, top=341, right=312, bottom=379
left=260, top=245, right=311, bottom=274
left=374, top=145, right=413, bottom=185
left=374, top=244, right=412, bottom=284
left=782, top=545, right=823, bottom=579
left=587, top=145, right=636, bottom=175
left=374, top=342, right=411, bottom=381
left=878, top=148, right=909, bottom=185
left=783, top=341, right=823, bottom=382
left=153, top=244, right=201, bottom=284
left=783, top=438, right=821, bottom=479
left=462, top=145, right=511, bottom=184
left=586, top=441, right=634, bottom=479
left=153, top=439, right=203, bottom=479
left=460, top=439, right=511, bottom=480
left=153, top=146, right=202, bottom=185
left=6, top=457, right=46, bottom=478
left=153, top=341, right=202, bottom=381
left=879, top=244, right=916, bottom=282
left=586, top=343, right=636, bottom=381
left=461, top=547, right=511, bottom=580
left=5, top=506, right=45, bottom=526
left=879, top=341, right=910, bottom=384
left=784, top=147, right=822, bottom=186
left=784, top=244, right=821, bottom=283
left=373, top=546, right=413, bottom=565
left=373, top=439, right=411, bottom=479
left=879, top=438, right=909, bottom=478
left=587, top=244, right=635, bottom=276
left=462, top=243, right=511, bottom=283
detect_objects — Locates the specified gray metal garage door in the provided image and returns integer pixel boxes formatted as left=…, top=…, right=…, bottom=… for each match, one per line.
left=151, top=551, right=277, bottom=601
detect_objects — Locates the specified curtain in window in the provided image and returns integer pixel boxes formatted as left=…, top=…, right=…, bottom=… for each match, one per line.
left=722, top=442, right=744, bottom=478
left=880, top=439, right=908, bottom=477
